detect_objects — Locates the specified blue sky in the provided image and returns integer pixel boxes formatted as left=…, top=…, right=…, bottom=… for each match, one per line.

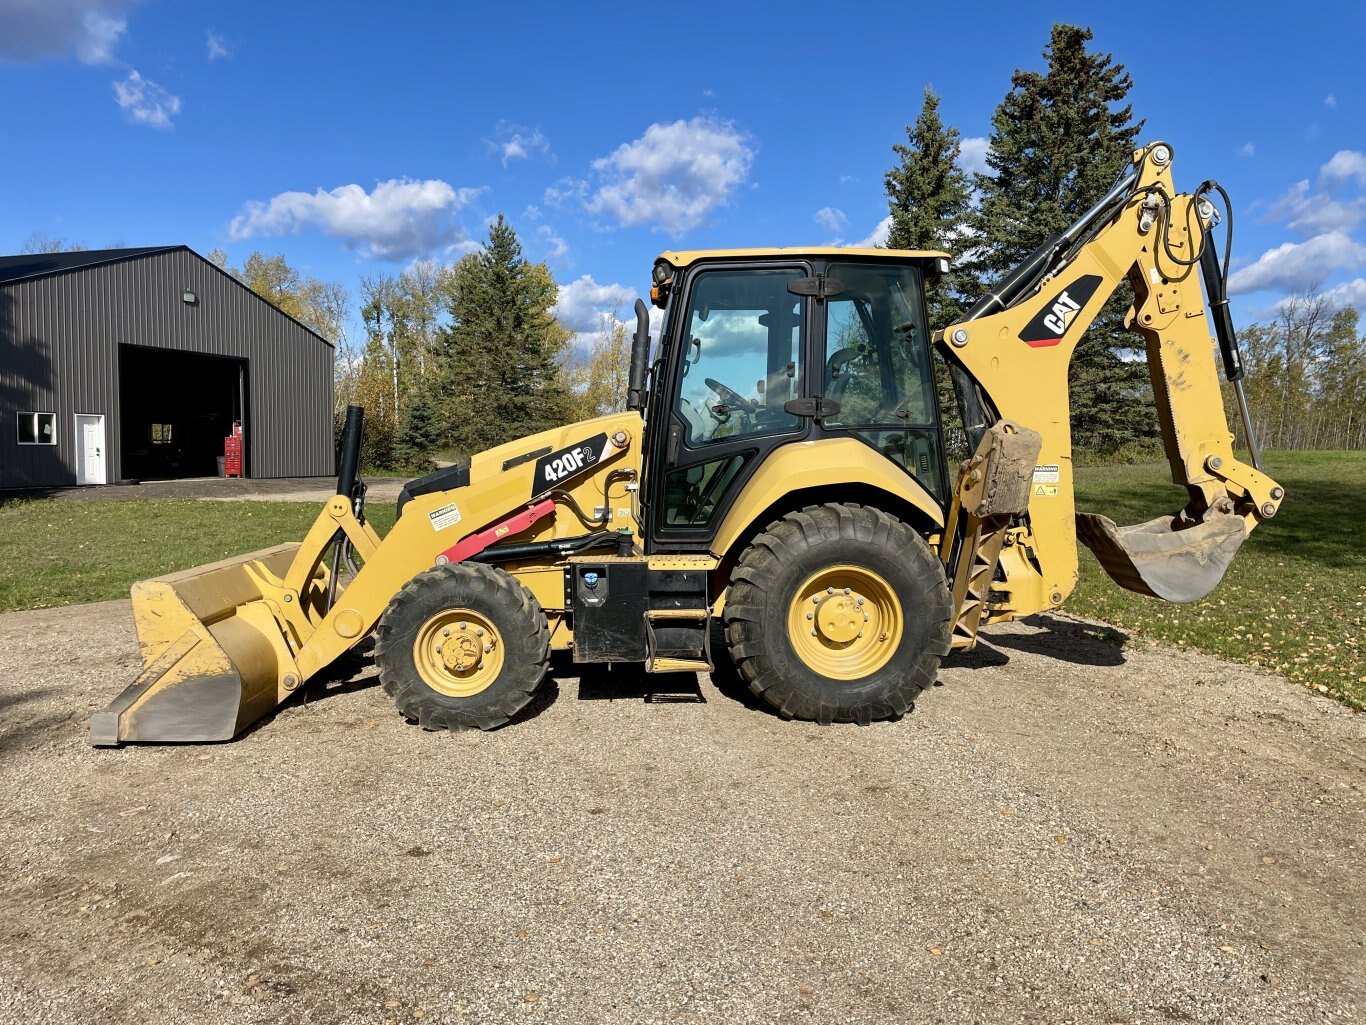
left=2, top=0, right=1364, bottom=344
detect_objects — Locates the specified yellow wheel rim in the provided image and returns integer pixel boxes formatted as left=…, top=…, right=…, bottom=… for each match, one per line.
left=786, top=565, right=903, bottom=680
left=412, top=608, right=504, bottom=698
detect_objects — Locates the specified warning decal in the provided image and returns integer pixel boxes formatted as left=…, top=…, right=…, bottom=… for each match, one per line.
left=1032, top=483, right=1059, bottom=497
left=428, top=502, right=462, bottom=531
left=1032, top=464, right=1061, bottom=484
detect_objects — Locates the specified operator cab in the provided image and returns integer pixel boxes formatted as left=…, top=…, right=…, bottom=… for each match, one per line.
left=635, top=248, right=951, bottom=553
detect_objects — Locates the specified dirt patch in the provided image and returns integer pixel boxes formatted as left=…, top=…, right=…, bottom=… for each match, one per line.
left=0, top=602, right=1361, bottom=1024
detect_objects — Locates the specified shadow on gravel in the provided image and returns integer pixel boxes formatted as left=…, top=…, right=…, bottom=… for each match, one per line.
left=986, top=615, right=1129, bottom=667
left=570, top=656, right=705, bottom=706
left=0, top=686, right=63, bottom=763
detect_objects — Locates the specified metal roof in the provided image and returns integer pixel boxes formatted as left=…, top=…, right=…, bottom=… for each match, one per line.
left=0, top=246, right=180, bottom=285
left=0, top=245, right=331, bottom=346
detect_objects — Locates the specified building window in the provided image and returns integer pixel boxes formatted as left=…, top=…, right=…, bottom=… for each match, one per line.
left=17, top=412, right=56, bottom=445
left=150, top=423, right=174, bottom=445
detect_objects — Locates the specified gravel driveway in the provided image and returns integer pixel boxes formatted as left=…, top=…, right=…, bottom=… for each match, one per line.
left=0, top=602, right=1361, bottom=1024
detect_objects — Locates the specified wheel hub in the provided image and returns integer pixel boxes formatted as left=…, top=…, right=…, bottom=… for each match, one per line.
left=413, top=610, right=504, bottom=697
left=788, top=566, right=903, bottom=681
left=814, top=592, right=866, bottom=643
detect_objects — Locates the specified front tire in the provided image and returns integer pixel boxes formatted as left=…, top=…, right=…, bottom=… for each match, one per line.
left=374, top=563, right=550, bottom=732
left=722, top=503, right=951, bottom=725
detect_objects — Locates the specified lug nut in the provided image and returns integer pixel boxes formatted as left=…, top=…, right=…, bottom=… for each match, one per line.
left=442, top=627, right=451, bottom=637
left=436, top=644, right=443, bottom=653
left=827, top=587, right=834, bottom=594
left=806, top=611, right=814, bottom=620
left=843, top=587, right=851, bottom=595
left=811, top=629, right=817, bottom=636
left=459, top=622, right=468, bottom=631
left=475, top=627, right=485, bottom=637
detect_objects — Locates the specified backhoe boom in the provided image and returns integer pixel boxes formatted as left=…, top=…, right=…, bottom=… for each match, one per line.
left=937, top=141, right=1283, bottom=643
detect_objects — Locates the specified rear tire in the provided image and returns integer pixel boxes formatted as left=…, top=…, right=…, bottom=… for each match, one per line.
left=374, top=563, right=550, bottom=732
left=722, top=503, right=951, bottom=725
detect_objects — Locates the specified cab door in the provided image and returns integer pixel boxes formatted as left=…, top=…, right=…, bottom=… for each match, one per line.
left=647, top=263, right=812, bottom=552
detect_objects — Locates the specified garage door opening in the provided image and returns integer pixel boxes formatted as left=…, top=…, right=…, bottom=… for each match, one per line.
left=119, top=345, right=247, bottom=480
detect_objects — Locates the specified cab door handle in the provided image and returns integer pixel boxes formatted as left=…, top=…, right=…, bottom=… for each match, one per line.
left=666, top=423, right=682, bottom=466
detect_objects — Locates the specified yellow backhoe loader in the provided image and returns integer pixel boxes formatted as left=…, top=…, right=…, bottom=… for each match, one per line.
left=90, top=141, right=1283, bottom=745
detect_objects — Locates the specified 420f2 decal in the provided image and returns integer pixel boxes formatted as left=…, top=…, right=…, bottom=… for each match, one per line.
left=1018, top=274, right=1103, bottom=348
left=530, top=433, right=609, bottom=499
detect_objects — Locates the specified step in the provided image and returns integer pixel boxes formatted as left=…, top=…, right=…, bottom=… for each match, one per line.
left=646, top=656, right=711, bottom=673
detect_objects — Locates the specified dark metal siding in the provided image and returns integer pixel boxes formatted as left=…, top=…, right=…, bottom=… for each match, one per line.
left=0, top=248, right=334, bottom=487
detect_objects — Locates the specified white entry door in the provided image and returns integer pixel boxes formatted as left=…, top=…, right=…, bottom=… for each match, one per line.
left=75, top=414, right=107, bottom=485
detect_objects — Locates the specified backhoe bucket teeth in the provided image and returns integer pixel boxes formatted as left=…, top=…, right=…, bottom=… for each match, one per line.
left=1076, top=509, right=1247, bottom=604
left=90, top=544, right=302, bottom=746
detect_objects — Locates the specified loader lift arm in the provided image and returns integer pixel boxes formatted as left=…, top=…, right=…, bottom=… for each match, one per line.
left=937, top=141, right=1283, bottom=648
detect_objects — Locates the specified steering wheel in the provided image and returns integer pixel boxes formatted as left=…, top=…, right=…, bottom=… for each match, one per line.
left=705, top=377, right=758, bottom=414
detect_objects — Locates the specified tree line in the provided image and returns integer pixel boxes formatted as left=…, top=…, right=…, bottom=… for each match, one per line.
left=884, top=22, right=1364, bottom=454
left=28, top=22, right=1356, bottom=467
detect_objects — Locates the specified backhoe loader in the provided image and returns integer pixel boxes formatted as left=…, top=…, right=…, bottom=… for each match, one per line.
left=90, top=141, right=1283, bottom=745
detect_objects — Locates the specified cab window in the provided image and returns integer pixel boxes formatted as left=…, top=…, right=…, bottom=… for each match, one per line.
left=672, top=268, right=804, bottom=447
left=822, top=261, right=945, bottom=499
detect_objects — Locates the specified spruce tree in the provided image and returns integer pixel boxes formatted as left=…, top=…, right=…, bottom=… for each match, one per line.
left=970, top=23, right=1155, bottom=452
left=884, top=87, right=975, bottom=456
left=884, top=87, right=972, bottom=327
left=394, top=390, right=439, bottom=472
left=431, top=215, right=574, bottom=454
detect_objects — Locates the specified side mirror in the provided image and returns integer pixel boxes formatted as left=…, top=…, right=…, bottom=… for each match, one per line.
left=627, top=298, right=651, bottom=412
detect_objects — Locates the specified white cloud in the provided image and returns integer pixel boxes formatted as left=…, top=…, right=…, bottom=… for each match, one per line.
left=583, top=116, right=755, bottom=235
left=1228, top=231, right=1366, bottom=295
left=544, top=177, right=588, bottom=207
left=0, top=0, right=132, bottom=64
left=1325, top=94, right=1337, bottom=109
left=839, top=174, right=858, bottom=185
left=814, top=207, right=848, bottom=234
left=486, top=121, right=551, bottom=167
left=537, top=225, right=569, bottom=260
left=958, top=136, right=990, bottom=177
left=1321, top=149, right=1366, bottom=187
left=1240, top=142, right=1256, bottom=158
left=112, top=70, right=179, bottom=128
left=228, top=179, right=484, bottom=261
left=1311, top=277, right=1366, bottom=311
left=552, top=275, right=638, bottom=334
left=1266, top=179, right=1366, bottom=236
left=848, top=215, right=891, bottom=249
left=206, top=31, right=229, bottom=61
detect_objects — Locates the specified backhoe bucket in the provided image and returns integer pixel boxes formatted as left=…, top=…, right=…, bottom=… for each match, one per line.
left=90, top=544, right=302, bottom=745
left=1076, top=509, right=1247, bottom=604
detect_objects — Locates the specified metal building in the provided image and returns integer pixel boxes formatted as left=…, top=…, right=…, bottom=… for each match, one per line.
left=0, top=246, right=334, bottom=488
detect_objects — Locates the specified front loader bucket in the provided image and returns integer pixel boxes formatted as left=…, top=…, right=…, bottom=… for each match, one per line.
left=90, top=545, right=301, bottom=746
left=1077, top=509, right=1247, bottom=604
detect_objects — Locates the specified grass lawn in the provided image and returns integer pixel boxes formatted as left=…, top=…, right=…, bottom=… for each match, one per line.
left=0, top=450, right=1360, bottom=708
left=0, top=499, right=395, bottom=613
left=1070, top=450, right=1365, bottom=709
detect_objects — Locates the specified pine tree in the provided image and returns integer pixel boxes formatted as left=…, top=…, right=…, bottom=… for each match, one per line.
left=884, top=87, right=972, bottom=327
left=883, top=87, right=976, bottom=458
left=431, top=215, right=574, bottom=454
left=970, top=23, right=1154, bottom=452
left=394, top=390, right=439, bottom=472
